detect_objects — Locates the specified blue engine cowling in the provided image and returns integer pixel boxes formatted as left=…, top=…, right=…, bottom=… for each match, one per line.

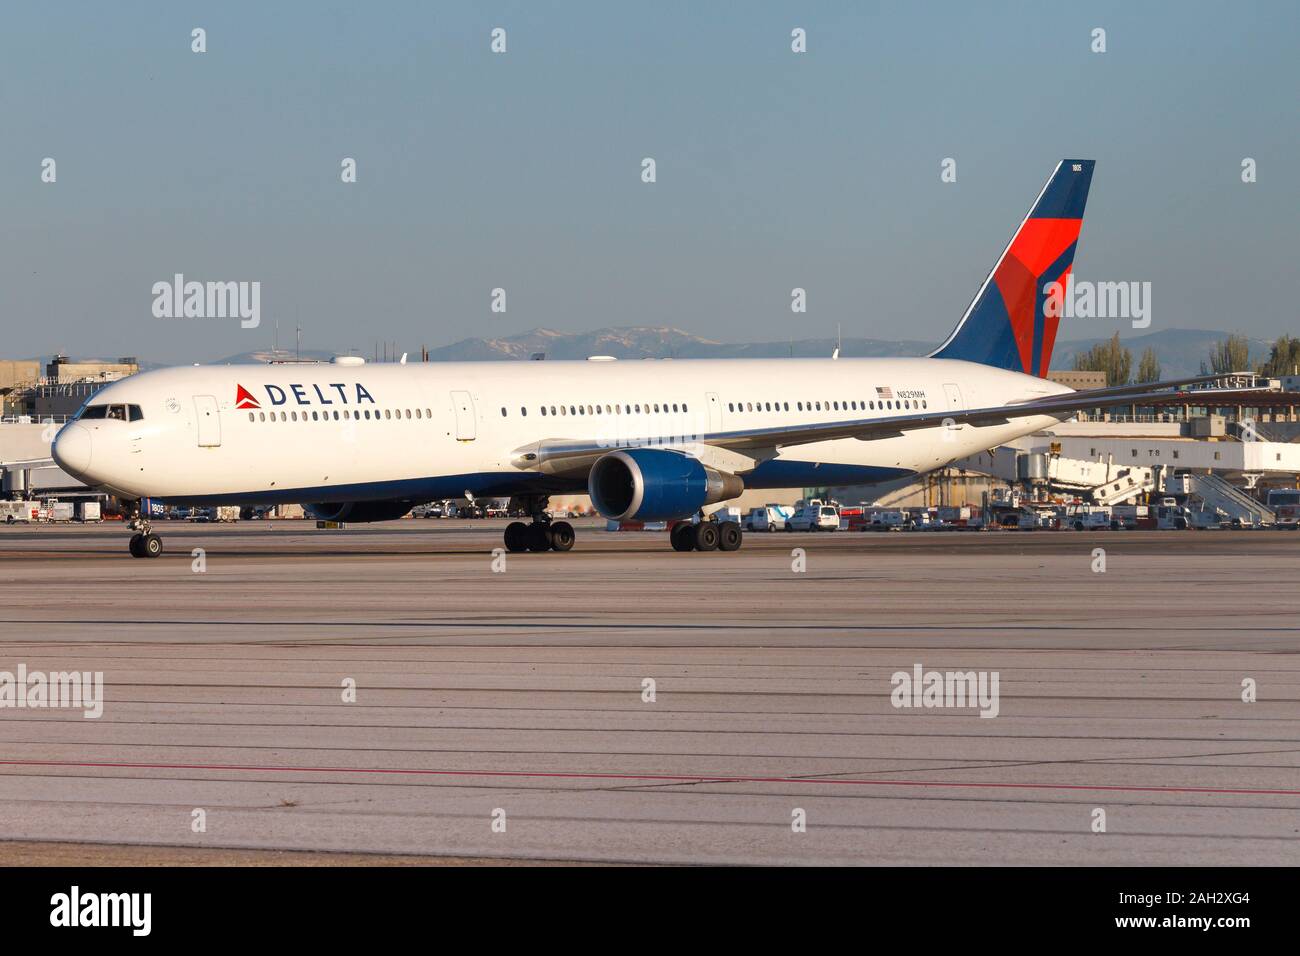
left=303, top=501, right=415, bottom=523
left=588, top=449, right=743, bottom=522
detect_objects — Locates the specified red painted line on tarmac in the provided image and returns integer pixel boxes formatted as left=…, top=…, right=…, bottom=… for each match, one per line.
left=0, top=758, right=1296, bottom=796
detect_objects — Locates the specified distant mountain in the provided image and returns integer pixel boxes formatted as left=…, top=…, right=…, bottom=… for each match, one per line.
left=428, top=326, right=1270, bottom=378
left=425, top=326, right=934, bottom=361
left=203, top=326, right=1273, bottom=379
left=212, top=348, right=341, bottom=365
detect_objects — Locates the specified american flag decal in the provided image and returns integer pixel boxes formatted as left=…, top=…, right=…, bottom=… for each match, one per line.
left=876, top=386, right=893, bottom=400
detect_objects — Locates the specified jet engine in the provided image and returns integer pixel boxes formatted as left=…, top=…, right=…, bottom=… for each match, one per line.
left=588, top=449, right=743, bottom=522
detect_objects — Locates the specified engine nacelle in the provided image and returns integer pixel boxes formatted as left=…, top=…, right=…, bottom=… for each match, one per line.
left=303, top=500, right=415, bottom=523
left=588, top=449, right=743, bottom=522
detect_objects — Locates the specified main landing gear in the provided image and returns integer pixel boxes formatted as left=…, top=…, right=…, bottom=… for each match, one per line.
left=669, top=518, right=743, bottom=553
left=125, top=503, right=163, bottom=558
left=503, top=495, right=575, bottom=554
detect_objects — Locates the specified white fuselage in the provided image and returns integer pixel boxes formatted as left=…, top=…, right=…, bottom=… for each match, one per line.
left=52, top=356, right=1069, bottom=507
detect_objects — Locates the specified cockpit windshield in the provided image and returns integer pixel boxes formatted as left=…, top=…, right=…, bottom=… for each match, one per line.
left=78, top=404, right=143, bottom=422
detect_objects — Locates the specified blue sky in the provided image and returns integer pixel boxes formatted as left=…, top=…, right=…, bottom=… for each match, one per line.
left=2, top=1, right=1296, bottom=362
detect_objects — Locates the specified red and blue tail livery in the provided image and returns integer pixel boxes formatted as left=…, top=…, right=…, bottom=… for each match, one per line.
left=931, top=159, right=1094, bottom=377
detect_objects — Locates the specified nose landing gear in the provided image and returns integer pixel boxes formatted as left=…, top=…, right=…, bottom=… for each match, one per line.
left=503, top=495, right=575, bottom=553
left=125, top=502, right=163, bottom=558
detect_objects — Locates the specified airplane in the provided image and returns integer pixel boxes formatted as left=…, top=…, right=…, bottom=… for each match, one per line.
left=50, top=159, right=1245, bottom=557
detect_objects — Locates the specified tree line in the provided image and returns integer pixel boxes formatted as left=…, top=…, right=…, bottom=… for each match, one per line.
left=1071, top=333, right=1300, bottom=387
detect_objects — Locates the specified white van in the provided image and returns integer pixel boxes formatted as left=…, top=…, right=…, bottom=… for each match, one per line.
left=788, top=503, right=840, bottom=532
left=751, top=504, right=793, bottom=532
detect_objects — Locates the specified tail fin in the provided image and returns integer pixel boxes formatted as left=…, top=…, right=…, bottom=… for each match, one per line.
left=930, top=159, right=1094, bottom=376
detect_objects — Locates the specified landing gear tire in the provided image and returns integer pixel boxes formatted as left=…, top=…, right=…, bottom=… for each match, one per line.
left=504, top=521, right=530, bottom=553
left=526, top=523, right=553, bottom=552
left=129, top=533, right=162, bottom=558
left=548, top=521, right=575, bottom=552
left=670, top=522, right=696, bottom=552
left=693, top=522, right=720, bottom=552
left=717, top=521, right=743, bottom=552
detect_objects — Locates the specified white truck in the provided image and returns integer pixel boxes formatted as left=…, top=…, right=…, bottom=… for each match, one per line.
left=869, top=510, right=907, bottom=531
left=787, top=503, right=840, bottom=532
left=1063, top=504, right=1111, bottom=531
left=1153, top=498, right=1194, bottom=530
left=1267, top=489, right=1300, bottom=529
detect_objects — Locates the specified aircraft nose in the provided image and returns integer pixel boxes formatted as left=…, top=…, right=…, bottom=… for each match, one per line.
left=52, top=422, right=93, bottom=478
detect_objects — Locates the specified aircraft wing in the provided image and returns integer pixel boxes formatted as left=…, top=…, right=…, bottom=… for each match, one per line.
left=711, top=377, right=1261, bottom=451
left=517, top=374, right=1269, bottom=474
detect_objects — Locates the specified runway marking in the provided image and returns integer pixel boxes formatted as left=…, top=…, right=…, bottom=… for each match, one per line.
left=1, top=759, right=1296, bottom=796
left=4, top=618, right=1299, bottom=632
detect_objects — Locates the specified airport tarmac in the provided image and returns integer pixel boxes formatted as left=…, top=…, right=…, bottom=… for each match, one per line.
left=0, top=519, right=1296, bottom=865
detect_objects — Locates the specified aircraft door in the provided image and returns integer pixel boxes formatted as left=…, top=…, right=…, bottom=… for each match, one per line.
left=942, top=383, right=963, bottom=411
left=194, top=395, right=221, bottom=447
left=451, top=390, right=477, bottom=441
left=705, top=391, right=722, bottom=435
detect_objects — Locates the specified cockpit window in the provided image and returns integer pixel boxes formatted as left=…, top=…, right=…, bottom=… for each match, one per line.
left=78, top=404, right=143, bottom=422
